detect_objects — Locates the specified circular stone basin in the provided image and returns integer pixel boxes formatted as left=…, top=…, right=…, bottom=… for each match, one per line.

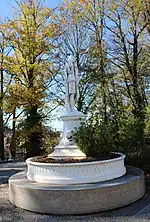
left=9, top=166, right=145, bottom=215
left=26, top=153, right=126, bottom=184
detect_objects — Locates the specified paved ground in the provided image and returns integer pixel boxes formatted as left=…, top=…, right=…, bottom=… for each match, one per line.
left=1, top=162, right=150, bottom=222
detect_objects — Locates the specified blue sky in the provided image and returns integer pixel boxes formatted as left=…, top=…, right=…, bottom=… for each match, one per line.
left=0, top=0, right=62, bottom=20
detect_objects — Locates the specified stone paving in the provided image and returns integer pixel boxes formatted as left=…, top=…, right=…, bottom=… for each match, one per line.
left=0, top=162, right=150, bottom=222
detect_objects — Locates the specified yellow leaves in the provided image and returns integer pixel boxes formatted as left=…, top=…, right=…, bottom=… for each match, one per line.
left=43, top=7, right=53, bottom=17
left=0, top=1, right=61, bottom=117
left=6, top=55, right=22, bottom=74
left=67, top=0, right=89, bottom=8
left=43, top=27, right=51, bottom=37
left=6, top=83, right=25, bottom=112
left=60, top=17, right=66, bottom=25
left=110, top=2, right=118, bottom=11
left=0, top=23, right=7, bottom=32
left=0, top=24, right=6, bottom=29
left=86, top=3, right=92, bottom=11
left=68, top=1, right=76, bottom=9
left=59, top=1, right=84, bottom=25
left=43, top=23, right=61, bottom=38
left=128, top=0, right=142, bottom=8
left=0, top=53, right=3, bottom=58
left=18, top=29, right=25, bottom=35
left=79, top=0, right=86, bottom=3
left=51, top=14, right=58, bottom=20
left=7, top=82, right=45, bottom=111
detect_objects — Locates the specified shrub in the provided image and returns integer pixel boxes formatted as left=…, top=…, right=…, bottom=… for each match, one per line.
left=73, top=115, right=145, bottom=159
left=73, top=120, right=118, bottom=158
left=118, top=116, right=145, bottom=154
left=42, top=130, right=60, bottom=155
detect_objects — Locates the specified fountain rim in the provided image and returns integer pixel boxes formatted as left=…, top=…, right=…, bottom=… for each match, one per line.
left=26, top=152, right=125, bottom=167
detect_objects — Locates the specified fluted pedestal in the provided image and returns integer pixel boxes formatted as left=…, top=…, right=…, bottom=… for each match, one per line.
left=49, top=110, right=86, bottom=159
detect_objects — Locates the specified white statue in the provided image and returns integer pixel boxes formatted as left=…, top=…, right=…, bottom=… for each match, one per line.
left=49, top=55, right=86, bottom=158
left=64, top=55, right=79, bottom=112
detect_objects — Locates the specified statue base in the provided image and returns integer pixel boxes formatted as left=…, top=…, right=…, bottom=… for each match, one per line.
left=49, top=110, right=86, bottom=159
left=48, top=145, right=86, bottom=159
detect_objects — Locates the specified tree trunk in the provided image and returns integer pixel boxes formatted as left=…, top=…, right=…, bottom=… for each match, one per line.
left=24, top=67, right=43, bottom=158
left=0, top=107, right=4, bottom=160
left=10, top=110, right=16, bottom=159
left=0, top=68, right=4, bottom=160
left=26, top=106, right=43, bottom=158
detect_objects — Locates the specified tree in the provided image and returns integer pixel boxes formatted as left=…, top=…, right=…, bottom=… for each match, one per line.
left=56, top=0, right=99, bottom=114
left=0, top=25, right=12, bottom=160
left=5, top=0, right=61, bottom=157
left=106, top=1, right=148, bottom=122
left=141, top=0, right=150, bottom=33
left=61, top=0, right=150, bottom=145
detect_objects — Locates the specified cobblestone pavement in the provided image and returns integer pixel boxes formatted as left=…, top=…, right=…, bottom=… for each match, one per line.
left=0, top=162, right=150, bottom=222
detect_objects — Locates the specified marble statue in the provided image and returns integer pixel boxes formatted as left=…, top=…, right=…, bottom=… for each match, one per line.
left=49, top=54, right=86, bottom=158
left=65, top=55, right=79, bottom=112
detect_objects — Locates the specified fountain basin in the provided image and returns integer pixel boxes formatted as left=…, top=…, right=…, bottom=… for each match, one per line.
left=9, top=166, right=145, bottom=214
left=26, top=153, right=126, bottom=184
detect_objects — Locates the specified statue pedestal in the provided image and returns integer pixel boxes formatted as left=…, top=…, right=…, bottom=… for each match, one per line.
left=49, top=110, right=86, bottom=159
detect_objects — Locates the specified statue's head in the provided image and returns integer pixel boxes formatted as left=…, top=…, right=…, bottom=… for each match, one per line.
left=66, top=55, right=75, bottom=66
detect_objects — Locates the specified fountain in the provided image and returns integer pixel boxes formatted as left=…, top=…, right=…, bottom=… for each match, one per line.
left=9, top=55, right=145, bottom=215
